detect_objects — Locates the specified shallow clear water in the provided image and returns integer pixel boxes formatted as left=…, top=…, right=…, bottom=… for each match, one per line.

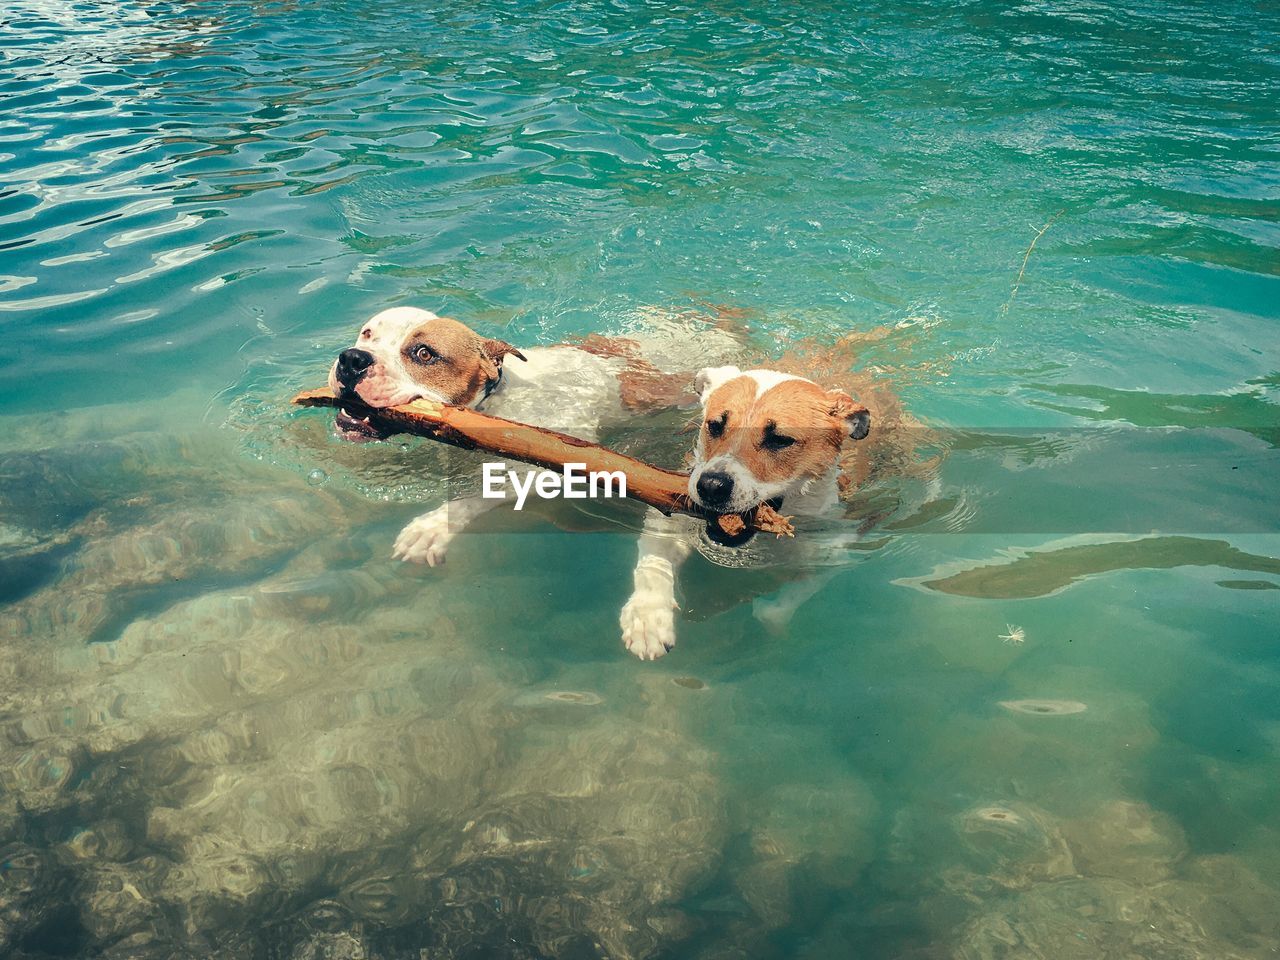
left=2, top=0, right=1279, bottom=957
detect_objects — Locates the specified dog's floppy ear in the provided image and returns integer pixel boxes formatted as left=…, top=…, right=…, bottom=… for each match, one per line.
left=694, top=365, right=742, bottom=402
left=828, top=389, right=871, bottom=440
left=482, top=338, right=527, bottom=366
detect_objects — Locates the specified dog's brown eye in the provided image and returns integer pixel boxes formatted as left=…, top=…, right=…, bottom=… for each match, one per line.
left=412, top=344, right=437, bottom=364
left=762, top=429, right=796, bottom=452
left=360, top=328, right=372, bottom=339
left=706, top=415, right=726, bottom=438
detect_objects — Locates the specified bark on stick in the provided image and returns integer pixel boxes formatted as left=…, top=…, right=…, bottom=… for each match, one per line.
left=292, top=388, right=795, bottom=537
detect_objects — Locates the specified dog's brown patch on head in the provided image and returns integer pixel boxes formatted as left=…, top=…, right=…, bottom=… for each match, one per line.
left=702, top=376, right=867, bottom=484
left=400, top=317, right=522, bottom=405
left=700, top=374, right=758, bottom=458
left=741, top=380, right=857, bottom=485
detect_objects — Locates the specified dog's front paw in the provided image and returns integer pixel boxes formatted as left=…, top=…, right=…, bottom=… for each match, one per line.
left=620, top=592, right=676, bottom=660
left=392, top=511, right=454, bottom=567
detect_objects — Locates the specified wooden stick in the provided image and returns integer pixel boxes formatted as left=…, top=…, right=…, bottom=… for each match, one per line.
left=292, top=388, right=795, bottom=537
left=1000, top=208, right=1065, bottom=316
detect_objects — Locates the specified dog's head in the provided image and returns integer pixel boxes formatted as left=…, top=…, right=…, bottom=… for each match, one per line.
left=328, top=307, right=525, bottom=440
left=689, top=365, right=871, bottom=545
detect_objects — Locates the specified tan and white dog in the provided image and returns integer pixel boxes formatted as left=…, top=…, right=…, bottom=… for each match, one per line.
left=619, top=365, right=870, bottom=658
left=329, top=306, right=872, bottom=660
left=329, top=305, right=660, bottom=567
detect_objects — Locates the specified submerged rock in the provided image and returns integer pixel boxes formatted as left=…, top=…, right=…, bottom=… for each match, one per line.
left=0, top=414, right=740, bottom=960
left=955, top=802, right=1076, bottom=889
left=78, top=860, right=169, bottom=946
left=955, top=861, right=1280, bottom=960
left=288, top=929, right=368, bottom=960
left=884, top=799, right=1074, bottom=902
left=0, top=738, right=87, bottom=815
left=0, top=843, right=66, bottom=955
left=732, top=777, right=876, bottom=930
left=1063, top=799, right=1187, bottom=885
left=62, top=819, right=134, bottom=863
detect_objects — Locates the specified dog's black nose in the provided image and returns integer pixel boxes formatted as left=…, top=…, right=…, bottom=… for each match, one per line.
left=336, top=348, right=374, bottom=388
left=695, top=470, right=734, bottom=508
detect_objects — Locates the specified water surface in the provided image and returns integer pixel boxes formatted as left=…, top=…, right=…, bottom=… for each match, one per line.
left=2, top=0, right=1279, bottom=957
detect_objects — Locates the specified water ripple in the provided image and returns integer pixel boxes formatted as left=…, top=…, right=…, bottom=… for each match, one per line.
left=1, top=0, right=1277, bottom=420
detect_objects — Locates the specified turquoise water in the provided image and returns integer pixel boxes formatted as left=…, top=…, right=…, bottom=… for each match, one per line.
left=2, top=0, right=1279, bottom=956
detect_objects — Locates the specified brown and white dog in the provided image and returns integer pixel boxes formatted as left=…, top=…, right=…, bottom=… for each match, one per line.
left=329, top=307, right=872, bottom=660
left=330, top=305, right=657, bottom=566
left=619, top=366, right=870, bottom=658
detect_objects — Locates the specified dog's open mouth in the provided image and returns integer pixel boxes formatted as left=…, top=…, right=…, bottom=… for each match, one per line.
left=703, top=497, right=783, bottom=548
left=334, top=407, right=391, bottom=443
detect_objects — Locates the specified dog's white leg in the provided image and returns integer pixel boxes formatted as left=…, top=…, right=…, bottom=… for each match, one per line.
left=751, top=569, right=840, bottom=635
left=392, top=496, right=497, bottom=567
left=620, top=510, right=696, bottom=660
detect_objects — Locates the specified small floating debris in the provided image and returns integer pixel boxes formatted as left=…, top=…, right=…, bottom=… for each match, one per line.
left=671, top=676, right=707, bottom=690
left=512, top=689, right=603, bottom=708
left=542, top=691, right=602, bottom=705
left=999, top=699, right=1087, bottom=716
left=968, top=806, right=1026, bottom=826
left=999, top=624, right=1026, bottom=645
